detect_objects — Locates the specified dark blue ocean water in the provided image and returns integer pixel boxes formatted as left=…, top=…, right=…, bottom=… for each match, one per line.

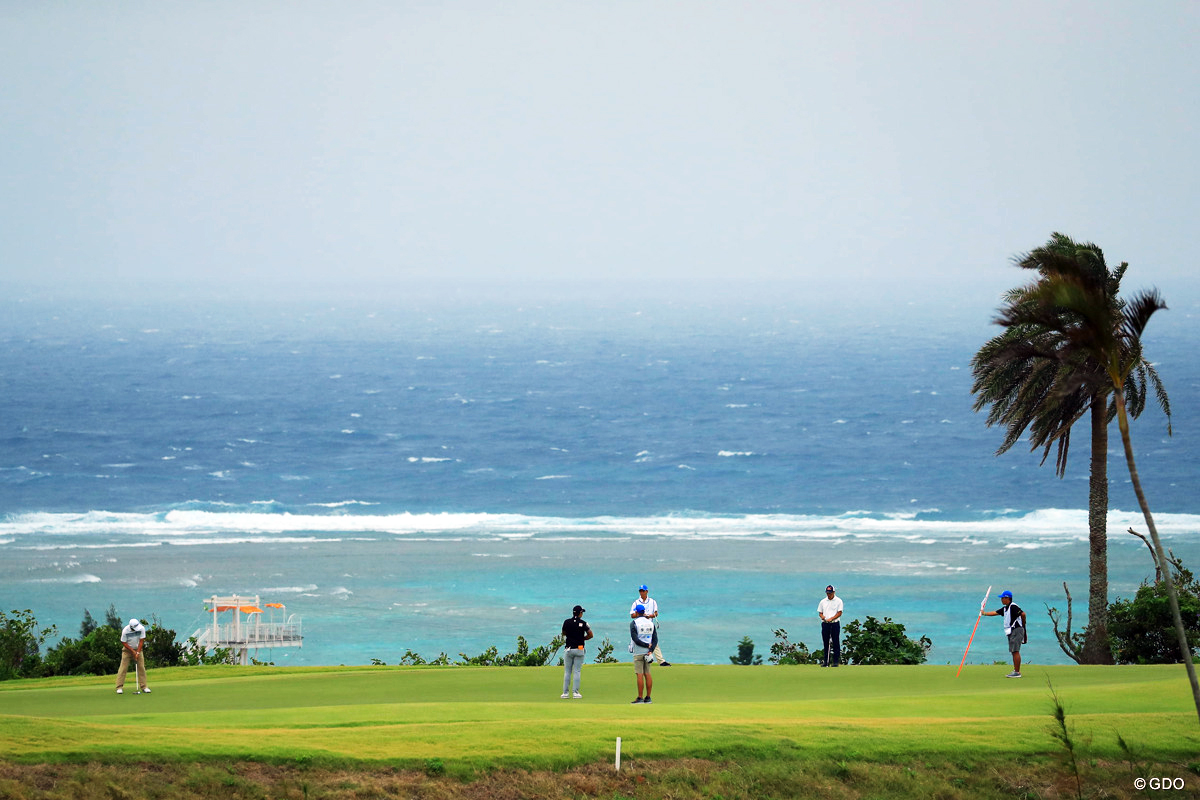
left=2, top=285, right=1197, bottom=667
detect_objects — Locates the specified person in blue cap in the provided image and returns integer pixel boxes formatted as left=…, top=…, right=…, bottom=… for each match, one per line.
left=629, top=603, right=658, bottom=703
left=629, top=584, right=671, bottom=665
left=982, top=590, right=1027, bottom=677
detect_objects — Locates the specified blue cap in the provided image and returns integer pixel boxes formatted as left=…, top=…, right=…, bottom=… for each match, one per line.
left=634, top=604, right=646, bottom=614
left=639, top=585, right=648, bottom=591
left=999, top=590, right=1012, bottom=599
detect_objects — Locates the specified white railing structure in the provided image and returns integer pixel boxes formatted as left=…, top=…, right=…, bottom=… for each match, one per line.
left=191, top=594, right=303, bottom=665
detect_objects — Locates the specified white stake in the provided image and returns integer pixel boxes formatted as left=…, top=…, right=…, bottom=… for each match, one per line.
left=615, top=737, right=621, bottom=771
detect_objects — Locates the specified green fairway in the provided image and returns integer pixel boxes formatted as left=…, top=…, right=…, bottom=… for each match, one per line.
left=1, top=663, right=1197, bottom=770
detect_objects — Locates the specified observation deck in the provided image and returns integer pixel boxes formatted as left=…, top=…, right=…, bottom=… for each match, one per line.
left=191, top=594, right=303, bottom=665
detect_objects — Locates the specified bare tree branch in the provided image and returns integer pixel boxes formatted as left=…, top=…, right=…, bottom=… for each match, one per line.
left=1128, top=527, right=1161, bottom=582
left=1046, top=581, right=1083, bottom=664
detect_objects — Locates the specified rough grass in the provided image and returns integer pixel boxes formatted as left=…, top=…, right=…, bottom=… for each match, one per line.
left=1, top=757, right=1198, bottom=800
left=2, top=663, right=1199, bottom=797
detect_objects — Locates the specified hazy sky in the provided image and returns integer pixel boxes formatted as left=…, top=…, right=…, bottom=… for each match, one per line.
left=2, top=2, right=1197, bottom=300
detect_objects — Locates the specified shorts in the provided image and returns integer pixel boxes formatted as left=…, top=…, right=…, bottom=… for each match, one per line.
left=1007, top=627, right=1025, bottom=653
left=633, top=653, right=652, bottom=674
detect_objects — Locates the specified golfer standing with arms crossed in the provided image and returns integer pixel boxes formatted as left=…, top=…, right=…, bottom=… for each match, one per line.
left=818, top=585, right=843, bottom=667
left=630, top=584, right=671, bottom=666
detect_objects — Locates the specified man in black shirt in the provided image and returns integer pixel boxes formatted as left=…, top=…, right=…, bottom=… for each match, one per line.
left=561, top=604, right=593, bottom=698
left=982, top=590, right=1027, bottom=677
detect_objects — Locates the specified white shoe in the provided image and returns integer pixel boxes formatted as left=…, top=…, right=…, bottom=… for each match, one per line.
left=142, top=687, right=151, bottom=693
left=115, top=688, right=123, bottom=694
left=560, top=692, right=570, bottom=698
left=573, top=691, right=582, bottom=699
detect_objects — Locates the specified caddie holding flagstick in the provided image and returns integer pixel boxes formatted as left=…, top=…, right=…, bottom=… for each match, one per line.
left=982, top=590, right=1027, bottom=678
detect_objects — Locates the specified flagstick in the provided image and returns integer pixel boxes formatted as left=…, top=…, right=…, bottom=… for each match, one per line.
left=956, top=585, right=991, bottom=677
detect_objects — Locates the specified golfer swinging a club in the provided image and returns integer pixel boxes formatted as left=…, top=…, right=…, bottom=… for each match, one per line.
left=115, top=618, right=150, bottom=695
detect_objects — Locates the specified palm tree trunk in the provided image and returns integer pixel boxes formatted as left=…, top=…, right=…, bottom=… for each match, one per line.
left=1082, top=395, right=1114, bottom=664
left=1114, top=388, right=1200, bottom=724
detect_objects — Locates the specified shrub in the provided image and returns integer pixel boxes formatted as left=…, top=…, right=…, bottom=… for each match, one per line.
left=102, top=604, right=123, bottom=631
left=0, top=609, right=55, bottom=680
left=143, top=616, right=186, bottom=668
left=181, top=636, right=238, bottom=666
left=44, top=614, right=187, bottom=676
left=507, top=634, right=564, bottom=666
left=456, top=645, right=501, bottom=666
left=79, top=609, right=98, bottom=638
left=730, top=635, right=763, bottom=665
left=1108, top=559, right=1200, bottom=664
left=769, top=628, right=820, bottom=665
left=457, top=635, right=565, bottom=666
left=593, top=637, right=620, bottom=663
left=396, top=649, right=450, bottom=666
left=840, top=616, right=930, bottom=665
left=42, top=625, right=122, bottom=677
left=6, top=609, right=242, bottom=680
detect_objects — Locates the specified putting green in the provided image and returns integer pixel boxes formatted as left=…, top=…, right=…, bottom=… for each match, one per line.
left=1, top=663, right=1196, bottom=769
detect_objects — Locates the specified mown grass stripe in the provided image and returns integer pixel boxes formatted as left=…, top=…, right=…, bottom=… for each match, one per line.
left=2, top=663, right=1197, bottom=770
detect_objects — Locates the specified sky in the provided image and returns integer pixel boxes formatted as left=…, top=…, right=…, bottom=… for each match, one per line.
left=1, top=1, right=1197, bottom=303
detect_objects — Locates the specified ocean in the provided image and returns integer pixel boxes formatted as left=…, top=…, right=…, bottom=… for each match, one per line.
left=2, top=283, right=1197, bottom=668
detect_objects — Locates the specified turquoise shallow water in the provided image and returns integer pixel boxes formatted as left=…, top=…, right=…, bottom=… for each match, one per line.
left=2, top=290, right=1197, bottom=665
left=3, top=523, right=1196, bottom=666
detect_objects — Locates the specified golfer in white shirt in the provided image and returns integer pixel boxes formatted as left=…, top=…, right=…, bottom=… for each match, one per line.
left=630, top=584, right=671, bottom=666
left=818, top=585, right=843, bottom=667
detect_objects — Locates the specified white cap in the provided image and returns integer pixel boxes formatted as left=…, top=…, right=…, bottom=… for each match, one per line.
left=128, top=618, right=141, bottom=629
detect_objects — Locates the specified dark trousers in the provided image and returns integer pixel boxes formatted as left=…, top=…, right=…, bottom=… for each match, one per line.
left=821, top=621, right=841, bottom=666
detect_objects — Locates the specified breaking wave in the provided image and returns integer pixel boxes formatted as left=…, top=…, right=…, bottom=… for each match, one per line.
left=2, top=506, right=1197, bottom=547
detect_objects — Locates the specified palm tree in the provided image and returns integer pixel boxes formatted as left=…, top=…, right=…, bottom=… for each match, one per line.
left=972, top=234, right=1170, bottom=665
left=992, top=237, right=1199, bottom=723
